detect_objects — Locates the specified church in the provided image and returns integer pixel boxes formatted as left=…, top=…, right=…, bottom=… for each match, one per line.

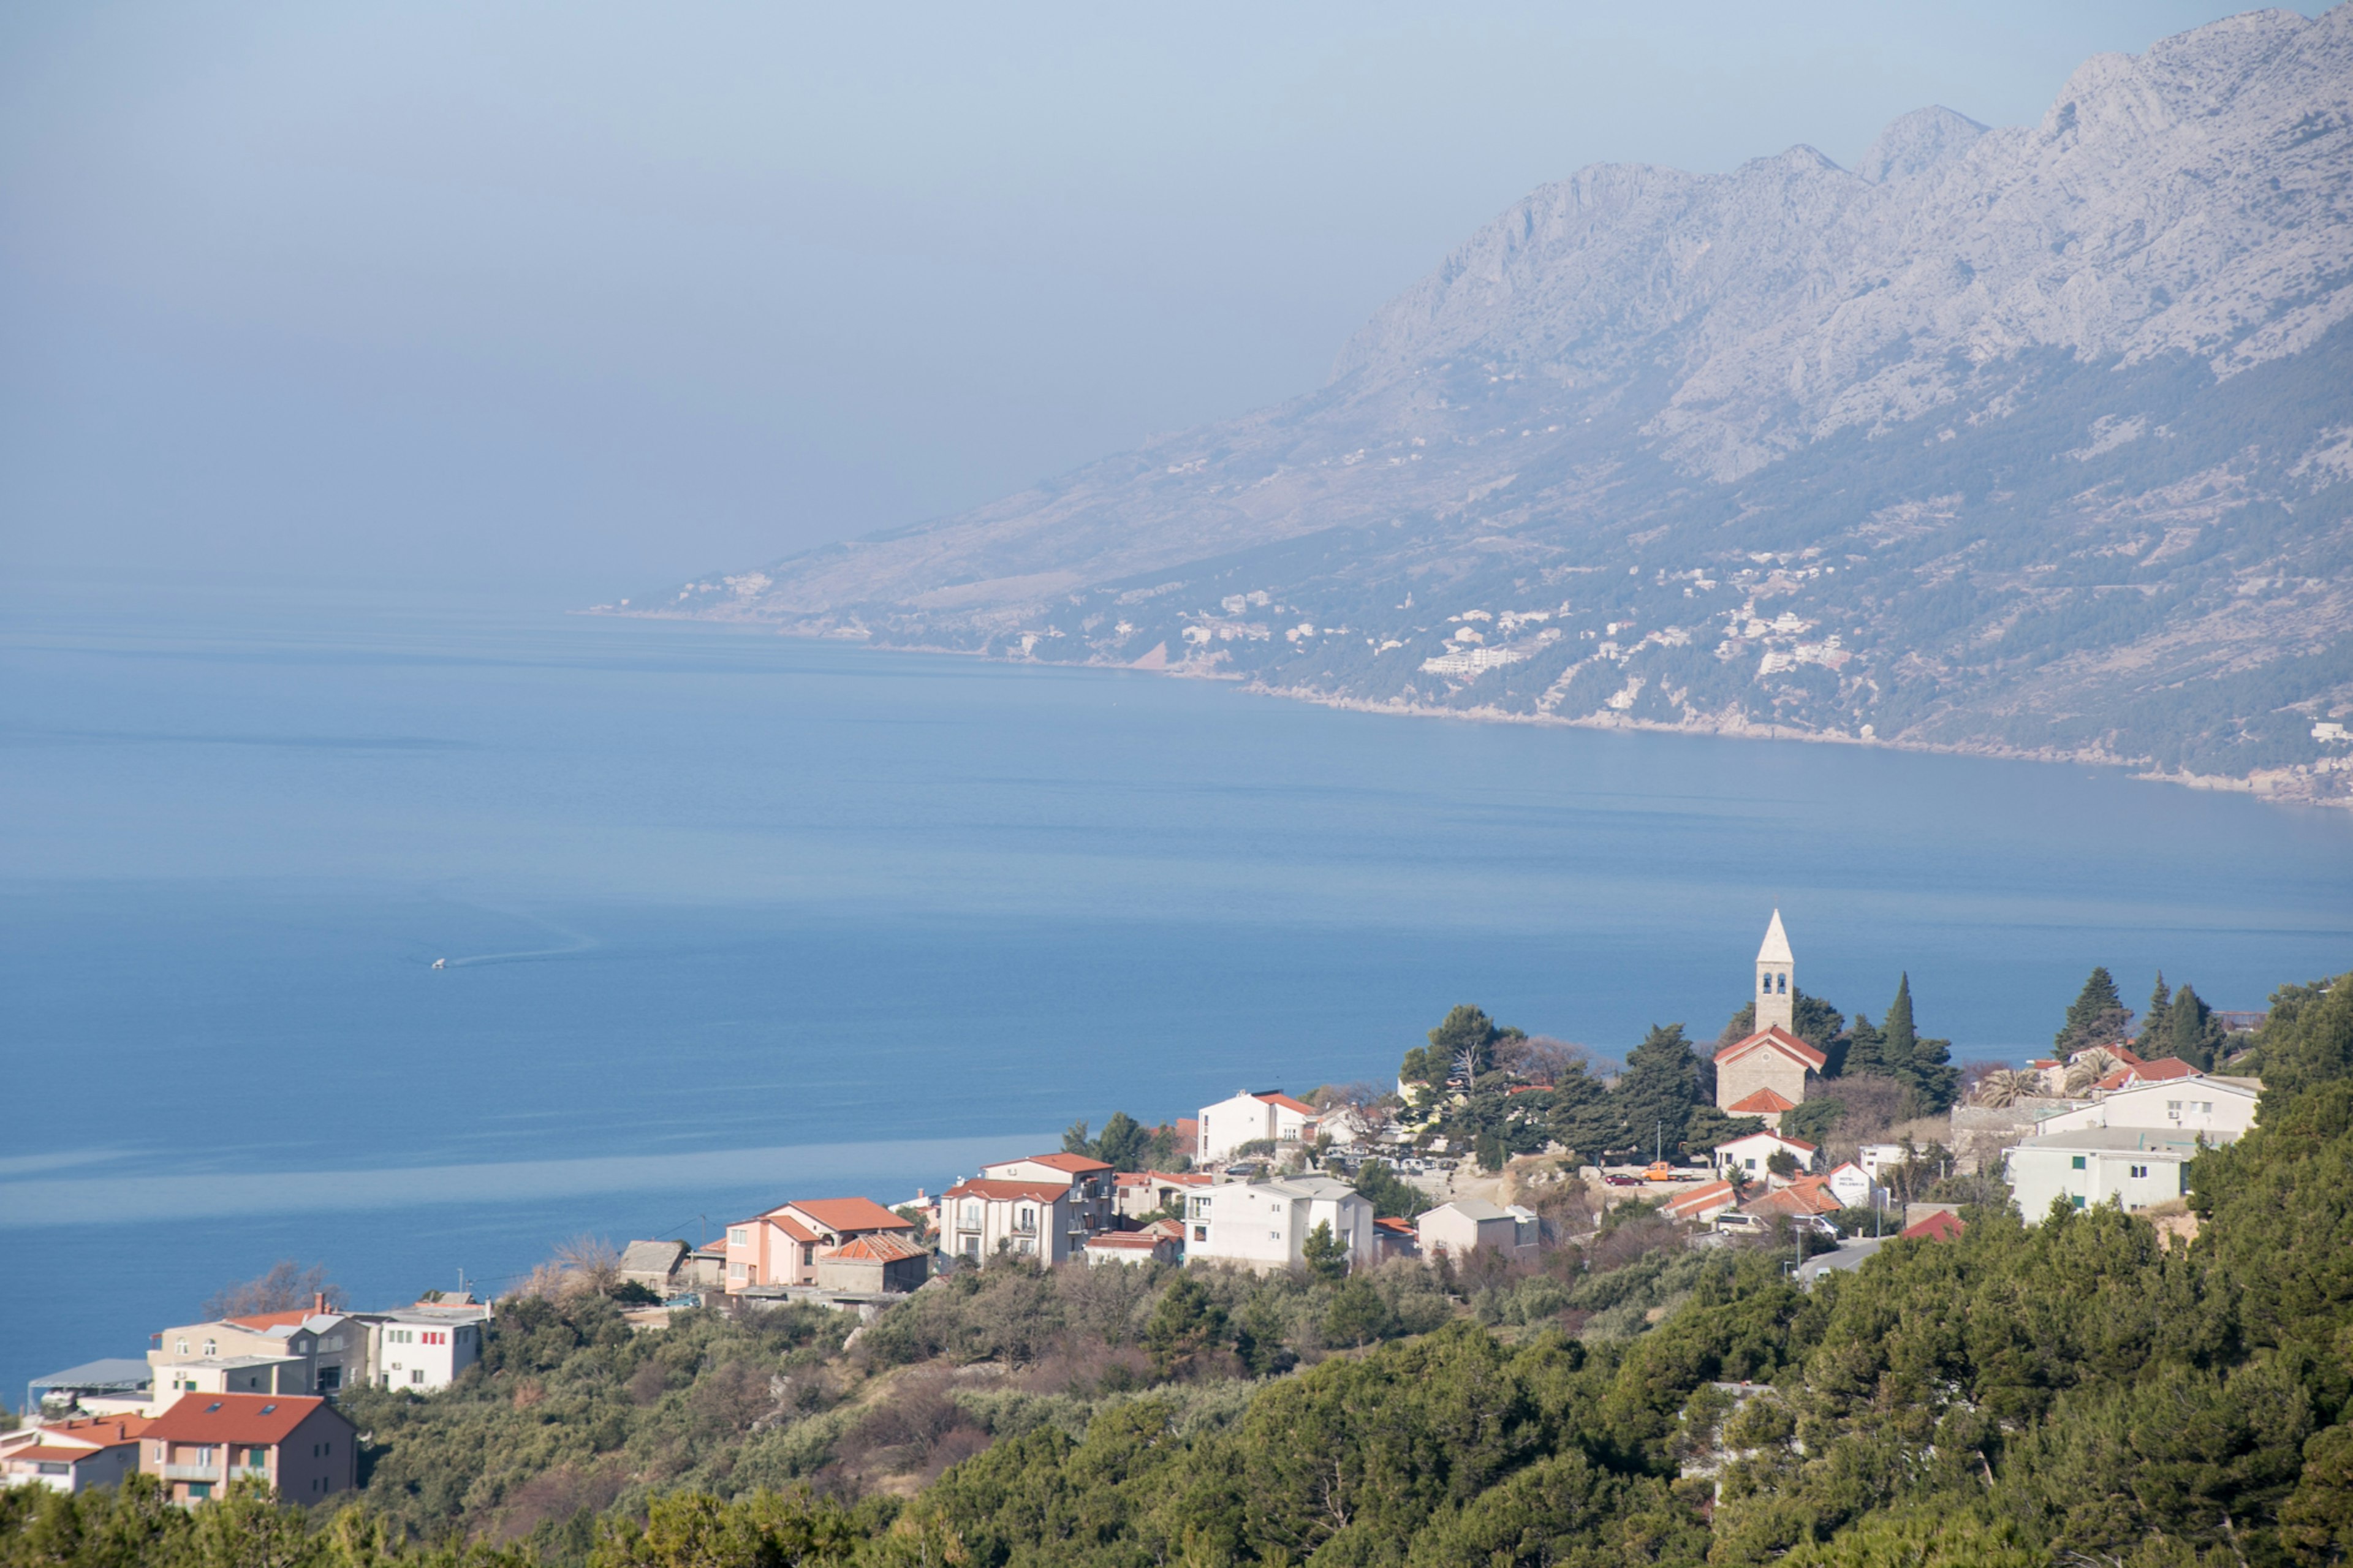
left=1713, top=909, right=1825, bottom=1131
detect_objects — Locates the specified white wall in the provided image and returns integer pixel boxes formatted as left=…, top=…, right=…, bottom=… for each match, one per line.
left=2007, top=1145, right=2191, bottom=1220
left=1183, top=1180, right=1372, bottom=1273
left=2036, top=1082, right=2257, bottom=1140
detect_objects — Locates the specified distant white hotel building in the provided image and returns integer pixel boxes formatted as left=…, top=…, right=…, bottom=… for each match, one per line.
left=1181, top=1175, right=1373, bottom=1274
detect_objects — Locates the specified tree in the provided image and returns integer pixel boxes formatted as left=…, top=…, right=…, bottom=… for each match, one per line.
left=1842, top=1012, right=1888, bottom=1078
left=1776, top=1097, right=1845, bottom=1146
left=1545, top=1062, right=1617, bottom=1164
left=1300, top=1221, right=1349, bottom=1283
left=1094, top=1112, right=1150, bottom=1172
left=1611, top=1024, right=1704, bottom=1161
left=1142, top=1275, right=1228, bottom=1378
left=2137, top=970, right=2173, bottom=1051
left=202, top=1261, right=344, bottom=1321
left=2055, top=965, right=2134, bottom=1054
left=1321, top=1276, right=1393, bottom=1347
left=1765, top=1149, right=1800, bottom=1180
left=1404, top=1004, right=1522, bottom=1088
left=1969, top=1069, right=2042, bottom=1108
left=1681, top=1105, right=1767, bottom=1158
left=2166, top=983, right=2220, bottom=1071
left=2063, top=1046, right=2125, bottom=1095
left=1882, top=973, right=1958, bottom=1113
left=1062, top=1118, right=1095, bottom=1157
left=1351, top=1159, right=1431, bottom=1221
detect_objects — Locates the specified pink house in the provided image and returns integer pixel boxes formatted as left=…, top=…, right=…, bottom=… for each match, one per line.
left=722, top=1197, right=918, bottom=1293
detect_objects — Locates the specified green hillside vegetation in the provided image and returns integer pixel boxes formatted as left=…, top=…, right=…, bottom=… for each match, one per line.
left=6, top=972, right=2350, bottom=1568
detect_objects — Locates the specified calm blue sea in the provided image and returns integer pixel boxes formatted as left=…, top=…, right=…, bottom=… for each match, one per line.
left=4, top=582, right=2349, bottom=1404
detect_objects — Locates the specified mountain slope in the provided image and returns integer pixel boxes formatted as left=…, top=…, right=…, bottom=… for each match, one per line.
left=625, top=6, right=2353, bottom=804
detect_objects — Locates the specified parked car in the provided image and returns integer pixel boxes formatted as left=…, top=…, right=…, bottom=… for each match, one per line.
left=1714, top=1211, right=1765, bottom=1233
left=1603, top=1173, right=1645, bottom=1187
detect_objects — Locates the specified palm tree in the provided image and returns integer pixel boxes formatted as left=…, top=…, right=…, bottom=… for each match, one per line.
left=1970, top=1069, right=2040, bottom=1108
left=2063, top=1048, right=2125, bottom=1096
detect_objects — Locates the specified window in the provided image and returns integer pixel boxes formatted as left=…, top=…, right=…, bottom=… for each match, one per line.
left=176, top=1339, right=188, bottom=1355
left=244, top=1446, right=269, bottom=1468
left=2130, top=1165, right=2150, bottom=1179
left=1778, top=974, right=1788, bottom=993
left=412, top=1369, right=425, bottom=1384
left=36, top=1463, right=67, bottom=1475
left=1016, top=1208, right=1036, bottom=1234
left=2071, top=1196, right=2087, bottom=1209
left=2071, top=1156, right=2086, bottom=1170
left=1189, top=1197, right=1211, bottom=1218
left=1015, top=1238, right=1034, bottom=1256
left=2167, top=1100, right=2183, bottom=1113
left=729, top=1227, right=749, bottom=1246
left=202, top=1339, right=216, bottom=1357
left=2199, top=1102, right=2215, bottom=1114
left=960, top=1235, right=981, bottom=1260
left=188, top=1483, right=213, bottom=1500
left=1193, top=1225, right=1208, bottom=1242
left=801, top=1244, right=814, bottom=1267
left=961, top=1203, right=981, bottom=1229
left=729, top=1261, right=746, bottom=1279
left=195, top=1446, right=217, bottom=1466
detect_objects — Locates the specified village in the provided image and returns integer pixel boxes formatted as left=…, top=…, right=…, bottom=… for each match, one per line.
left=0, top=912, right=2263, bottom=1507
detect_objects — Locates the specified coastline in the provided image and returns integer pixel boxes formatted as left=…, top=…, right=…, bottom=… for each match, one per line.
left=588, top=608, right=2353, bottom=814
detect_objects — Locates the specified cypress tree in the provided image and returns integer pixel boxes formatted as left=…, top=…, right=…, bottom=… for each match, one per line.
left=2168, top=983, right=2215, bottom=1071
left=1882, top=975, right=1918, bottom=1078
left=1608, top=1024, right=1703, bottom=1162
left=2137, top=971, right=2172, bottom=1051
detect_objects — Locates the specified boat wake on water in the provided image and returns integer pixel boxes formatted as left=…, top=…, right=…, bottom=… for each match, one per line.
left=429, top=909, right=599, bottom=969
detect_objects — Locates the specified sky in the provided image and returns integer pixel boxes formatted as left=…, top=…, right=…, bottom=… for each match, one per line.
left=0, top=2, right=2313, bottom=605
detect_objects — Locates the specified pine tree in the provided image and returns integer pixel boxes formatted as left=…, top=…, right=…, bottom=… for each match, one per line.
left=2137, top=971, right=2172, bottom=1051
left=1842, top=1012, right=1889, bottom=1078
left=1608, top=1024, right=1703, bottom=1162
left=2167, top=983, right=2215, bottom=1070
left=2055, top=966, right=2132, bottom=1053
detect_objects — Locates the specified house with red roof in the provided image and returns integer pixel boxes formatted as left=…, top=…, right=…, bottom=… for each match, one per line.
left=981, top=1152, right=1118, bottom=1236
left=1115, top=1168, right=1211, bottom=1222
left=1742, top=1175, right=1843, bottom=1223
left=138, top=1393, right=354, bottom=1505
left=1712, top=1129, right=1821, bottom=1184
left=1901, top=1208, right=1966, bottom=1242
left=1082, top=1231, right=1181, bottom=1267
left=722, top=1197, right=919, bottom=1293
left=939, top=1177, right=1085, bottom=1265
left=1662, top=1181, right=1740, bottom=1226
left=1197, top=1089, right=1323, bottom=1162
left=0, top=1414, right=148, bottom=1494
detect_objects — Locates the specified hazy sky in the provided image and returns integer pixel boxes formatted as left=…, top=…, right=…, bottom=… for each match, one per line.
left=1, top=2, right=2306, bottom=603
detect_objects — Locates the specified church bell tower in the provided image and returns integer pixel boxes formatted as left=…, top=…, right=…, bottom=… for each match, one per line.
left=1755, top=909, right=1794, bottom=1035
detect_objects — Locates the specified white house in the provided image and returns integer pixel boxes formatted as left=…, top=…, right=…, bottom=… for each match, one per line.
left=2004, top=1129, right=2208, bottom=1220
left=979, top=1153, right=1118, bottom=1242
left=939, top=1178, right=1083, bottom=1265
left=1082, top=1232, right=1181, bottom=1267
left=1713, top=1130, right=1821, bottom=1184
left=364, top=1304, right=488, bottom=1392
left=1196, top=1091, right=1322, bottom=1162
left=1825, top=1161, right=1884, bottom=1210
left=1415, top=1199, right=1537, bottom=1261
left=2034, top=1076, right=2260, bottom=1140
left=0, top=1416, right=144, bottom=1493
left=1181, top=1175, right=1373, bottom=1274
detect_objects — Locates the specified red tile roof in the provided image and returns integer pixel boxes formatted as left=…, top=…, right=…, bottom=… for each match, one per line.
left=9, top=1445, right=101, bottom=1464
left=942, top=1179, right=1070, bottom=1203
left=224, top=1309, right=316, bottom=1331
left=1373, top=1216, right=1417, bottom=1234
left=1713, top=1026, right=1828, bottom=1071
left=1014, top=1152, right=1113, bottom=1175
left=34, top=1415, right=148, bottom=1445
left=761, top=1213, right=821, bottom=1244
left=776, top=1197, right=914, bottom=1235
left=1664, top=1181, right=1738, bottom=1220
left=1726, top=1088, right=1798, bottom=1115
left=822, top=1233, right=929, bottom=1262
left=1901, top=1210, right=1966, bottom=1242
left=1721, top=1129, right=1816, bottom=1154
left=1085, top=1232, right=1165, bottom=1249
left=2131, top=1057, right=2204, bottom=1081
left=144, top=1393, right=347, bottom=1446
left=1745, top=1176, right=1841, bottom=1218
left=1252, top=1092, right=1319, bottom=1116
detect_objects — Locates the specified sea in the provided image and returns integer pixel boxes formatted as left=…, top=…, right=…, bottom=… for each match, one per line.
left=4, top=581, right=2350, bottom=1406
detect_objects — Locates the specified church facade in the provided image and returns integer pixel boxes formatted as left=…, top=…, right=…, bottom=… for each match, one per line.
left=1713, top=909, right=1824, bottom=1129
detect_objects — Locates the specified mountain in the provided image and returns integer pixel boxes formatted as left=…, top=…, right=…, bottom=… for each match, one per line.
left=620, top=6, right=2353, bottom=805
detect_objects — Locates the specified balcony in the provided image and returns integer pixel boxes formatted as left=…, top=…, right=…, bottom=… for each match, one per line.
left=160, top=1463, right=266, bottom=1483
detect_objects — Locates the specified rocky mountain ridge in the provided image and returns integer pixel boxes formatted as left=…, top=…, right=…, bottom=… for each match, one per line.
left=618, top=6, right=2353, bottom=805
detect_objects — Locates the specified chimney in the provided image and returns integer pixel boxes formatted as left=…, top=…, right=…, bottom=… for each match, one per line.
left=313, top=1291, right=327, bottom=1316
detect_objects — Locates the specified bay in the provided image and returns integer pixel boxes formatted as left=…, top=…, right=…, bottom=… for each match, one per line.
left=2, top=581, right=2348, bottom=1406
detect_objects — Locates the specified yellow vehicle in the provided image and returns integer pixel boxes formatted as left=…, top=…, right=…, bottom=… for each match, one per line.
left=1644, top=1161, right=1678, bottom=1182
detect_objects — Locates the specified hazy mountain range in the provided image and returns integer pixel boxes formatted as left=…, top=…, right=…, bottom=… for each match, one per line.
left=618, top=6, right=2353, bottom=805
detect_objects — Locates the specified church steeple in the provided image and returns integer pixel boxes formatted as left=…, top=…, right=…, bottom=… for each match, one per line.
left=1755, top=909, right=1794, bottom=1034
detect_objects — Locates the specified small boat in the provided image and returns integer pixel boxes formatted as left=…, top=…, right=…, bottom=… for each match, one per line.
left=432, top=958, right=446, bottom=970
